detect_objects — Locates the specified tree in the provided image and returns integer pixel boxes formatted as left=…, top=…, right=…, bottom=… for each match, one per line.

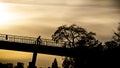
left=52, top=24, right=98, bottom=48
left=52, top=58, right=58, bottom=68
left=113, top=23, right=120, bottom=46
left=52, top=24, right=99, bottom=68
left=105, top=23, right=120, bottom=48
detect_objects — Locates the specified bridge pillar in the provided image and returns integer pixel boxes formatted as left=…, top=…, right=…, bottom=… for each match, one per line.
left=32, top=51, right=37, bottom=66
left=28, top=52, right=37, bottom=68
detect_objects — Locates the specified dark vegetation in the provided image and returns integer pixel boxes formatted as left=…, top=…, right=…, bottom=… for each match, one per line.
left=52, top=23, right=120, bottom=68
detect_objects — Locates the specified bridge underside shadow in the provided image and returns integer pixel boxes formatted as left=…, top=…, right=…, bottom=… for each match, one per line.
left=0, top=41, right=83, bottom=57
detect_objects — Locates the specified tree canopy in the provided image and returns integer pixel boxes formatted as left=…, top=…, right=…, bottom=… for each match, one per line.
left=52, top=24, right=99, bottom=48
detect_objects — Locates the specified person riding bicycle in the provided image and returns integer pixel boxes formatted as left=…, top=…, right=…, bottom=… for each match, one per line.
left=36, top=36, right=42, bottom=45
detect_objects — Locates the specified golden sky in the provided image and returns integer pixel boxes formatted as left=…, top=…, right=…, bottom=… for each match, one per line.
left=0, top=0, right=120, bottom=67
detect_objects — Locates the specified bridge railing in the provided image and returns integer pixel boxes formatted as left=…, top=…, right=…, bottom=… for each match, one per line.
left=0, top=34, right=64, bottom=47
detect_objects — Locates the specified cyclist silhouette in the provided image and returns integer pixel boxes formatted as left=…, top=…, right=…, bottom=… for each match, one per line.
left=36, top=36, right=42, bottom=45
left=5, top=35, right=8, bottom=40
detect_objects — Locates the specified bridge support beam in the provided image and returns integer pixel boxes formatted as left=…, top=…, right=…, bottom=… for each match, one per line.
left=28, top=52, right=37, bottom=68
left=32, top=51, right=37, bottom=66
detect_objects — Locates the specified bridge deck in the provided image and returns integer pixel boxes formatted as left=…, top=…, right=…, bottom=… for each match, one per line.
left=0, top=34, right=90, bottom=57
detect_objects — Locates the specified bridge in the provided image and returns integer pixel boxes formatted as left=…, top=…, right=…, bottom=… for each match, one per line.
left=0, top=33, right=77, bottom=56
left=0, top=33, right=83, bottom=68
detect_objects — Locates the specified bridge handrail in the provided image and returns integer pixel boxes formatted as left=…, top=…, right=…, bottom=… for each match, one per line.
left=0, top=34, right=64, bottom=47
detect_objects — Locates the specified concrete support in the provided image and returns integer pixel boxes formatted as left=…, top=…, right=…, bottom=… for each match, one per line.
left=32, top=52, right=37, bottom=66
left=28, top=52, right=37, bottom=68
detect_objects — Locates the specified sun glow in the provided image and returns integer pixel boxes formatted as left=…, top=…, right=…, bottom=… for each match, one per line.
left=0, top=2, right=16, bottom=26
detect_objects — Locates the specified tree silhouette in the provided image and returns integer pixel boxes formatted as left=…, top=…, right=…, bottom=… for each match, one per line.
left=52, top=58, right=58, bottom=68
left=52, top=24, right=99, bottom=48
left=113, top=23, right=120, bottom=46
left=105, top=23, right=120, bottom=48
left=52, top=24, right=100, bottom=68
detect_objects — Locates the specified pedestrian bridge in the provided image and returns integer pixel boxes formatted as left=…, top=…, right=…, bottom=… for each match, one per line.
left=0, top=33, right=80, bottom=57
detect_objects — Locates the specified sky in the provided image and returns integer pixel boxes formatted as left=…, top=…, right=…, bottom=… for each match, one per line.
left=0, top=0, right=120, bottom=68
